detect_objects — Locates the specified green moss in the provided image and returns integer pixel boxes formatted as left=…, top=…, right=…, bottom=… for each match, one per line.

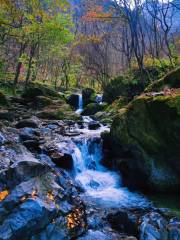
left=145, top=67, right=180, bottom=92
left=0, top=91, right=9, bottom=106
left=82, top=103, right=107, bottom=116
left=34, top=96, right=53, bottom=108
left=110, top=93, right=180, bottom=192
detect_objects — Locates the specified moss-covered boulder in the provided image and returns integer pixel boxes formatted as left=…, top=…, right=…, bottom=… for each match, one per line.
left=82, top=103, right=107, bottom=116
left=22, top=82, right=61, bottom=99
left=145, top=67, right=180, bottom=92
left=82, top=88, right=95, bottom=107
left=110, top=94, right=180, bottom=192
left=36, top=103, right=80, bottom=121
left=34, top=96, right=53, bottom=108
left=103, top=76, right=144, bottom=104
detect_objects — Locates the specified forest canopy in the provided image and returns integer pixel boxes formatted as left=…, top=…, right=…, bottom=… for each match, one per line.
left=0, top=0, right=180, bottom=92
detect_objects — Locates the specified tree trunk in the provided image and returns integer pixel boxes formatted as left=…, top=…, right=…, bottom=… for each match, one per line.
left=25, top=44, right=37, bottom=89
left=13, top=43, right=26, bottom=91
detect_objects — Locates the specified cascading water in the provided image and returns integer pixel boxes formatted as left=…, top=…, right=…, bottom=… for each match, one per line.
left=75, top=94, right=83, bottom=114
left=72, top=135, right=150, bottom=209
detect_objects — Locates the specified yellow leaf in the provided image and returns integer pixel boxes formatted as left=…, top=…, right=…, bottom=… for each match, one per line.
left=0, top=190, right=9, bottom=201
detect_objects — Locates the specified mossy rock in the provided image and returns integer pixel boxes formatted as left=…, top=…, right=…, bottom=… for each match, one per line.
left=145, top=67, right=180, bottom=92
left=82, top=88, right=95, bottom=107
left=22, top=83, right=62, bottom=99
left=103, top=76, right=144, bottom=104
left=34, top=96, right=53, bottom=108
left=36, top=104, right=80, bottom=121
left=94, top=111, right=113, bottom=125
left=82, top=103, right=107, bottom=116
left=0, top=91, right=9, bottom=106
left=110, top=94, right=180, bottom=192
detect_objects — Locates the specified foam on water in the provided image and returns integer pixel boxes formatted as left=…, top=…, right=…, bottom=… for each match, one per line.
left=72, top=136, right=150, bottom=208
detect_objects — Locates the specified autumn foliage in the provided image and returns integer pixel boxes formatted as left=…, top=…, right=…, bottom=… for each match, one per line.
left=82, top=5, right=112, bottom=22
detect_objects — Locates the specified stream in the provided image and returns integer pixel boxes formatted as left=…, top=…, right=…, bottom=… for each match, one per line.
left=0, top=93, right=179, bottom=239
left=71, top=94, right=150, bottom=209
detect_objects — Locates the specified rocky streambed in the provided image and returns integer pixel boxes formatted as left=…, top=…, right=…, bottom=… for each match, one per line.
left=0, top=93, right=180, bottom=240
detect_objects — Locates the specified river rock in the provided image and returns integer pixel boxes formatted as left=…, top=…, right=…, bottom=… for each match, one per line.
left=16, top=118, right=39, bottom=128
left=0, top=110, right=13, bottom=121
left=140, top=212, right=168, bottom=240
left=0, top=132, right=6, bottom=145
left=49, top=151, right=73, bottom=170
left=110, top=93, right=180, bottom=192
left=0, top=198, right=57, bottom=240
left=19, top=127, right=40, bottom=141
left=88, top=121, right=101, bottom=130
left=0, top=158, right=49, bottom=187
left=167, top=218, right=180, bottom=240
left=107, top=211, right=138, bottom=236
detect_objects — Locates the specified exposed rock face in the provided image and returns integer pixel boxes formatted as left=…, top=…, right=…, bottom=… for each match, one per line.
left=82, top=88, right=95, bottom=107
left=145, top=67, right=180, bottom=92
left=110, top=94, right=180, bottom=192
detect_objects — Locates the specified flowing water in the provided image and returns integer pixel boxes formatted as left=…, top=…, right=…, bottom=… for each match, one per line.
left=72, top=94, right=150, bottom=209
left=75, top=93, right=83, bottom=114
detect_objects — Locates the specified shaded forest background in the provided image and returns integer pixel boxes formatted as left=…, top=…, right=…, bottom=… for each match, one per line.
left=0, top=0, right=180, bottom=93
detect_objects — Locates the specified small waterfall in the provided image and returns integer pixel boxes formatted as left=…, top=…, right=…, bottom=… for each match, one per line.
left=72, top=136, right=150, bottom=208
left=75, top=94, right=83, bottom=114
left=96, top=94, right=103, bottom=104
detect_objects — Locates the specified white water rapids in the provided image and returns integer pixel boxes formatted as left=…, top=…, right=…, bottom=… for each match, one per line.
left=72, top=136, right=150, bottom=208
left=72, top=94, right=150, bottom=209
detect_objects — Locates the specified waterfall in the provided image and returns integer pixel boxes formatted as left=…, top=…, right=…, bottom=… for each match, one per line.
left=96, top=94, right=103, bottom=104
left=75, top=94, right=83, bottom=114
left=72, top=136, right=150, bottom=208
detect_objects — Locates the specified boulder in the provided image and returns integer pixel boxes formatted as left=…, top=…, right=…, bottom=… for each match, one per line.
left=82, top=103, right=107, bottom=116
left=49, top=151, right=73, bottom=170
left=82, top=88, right=95, bottom=107
left=37, top=106, right=80, bottom=121
left=0, top=110, right=13, bottom=121
left=88, top=121, right=101, bottom=130
left=0, top=158, right=50, bottom=187
left=19, top=127, right=40, bottom=141
left=110, top=94, right=180, bottom=192
left=145, top=67, right=180, bottom=92
left=0, top=198, right=57, bottom=240
left=67, top=94, right=79, bottom=108
left=16, top=119, right=39, bottom=129
left=107, top=211, right=138, bottom=236
left=22, top=87, right=44, bottom=99
left=34, top=96, right=53, bottom=108
left=22, top=83, right=61, bottom=100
